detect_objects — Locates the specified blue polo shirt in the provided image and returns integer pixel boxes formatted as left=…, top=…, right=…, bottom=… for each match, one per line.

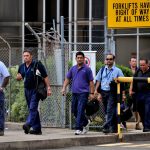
left=95, top=65, right=124, bottom=91
left=0, top=61, right=10, bottom=86
left=67, top=64, right=94, bottom=93
left=18, top=60, right=47, bottom=89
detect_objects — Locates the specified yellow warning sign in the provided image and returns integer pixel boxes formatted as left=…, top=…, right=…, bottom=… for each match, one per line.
left=108, top=0, right=150, bottom=28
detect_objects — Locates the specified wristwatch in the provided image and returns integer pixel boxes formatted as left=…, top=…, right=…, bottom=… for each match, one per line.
left=0, top=87, right=3, bottom=91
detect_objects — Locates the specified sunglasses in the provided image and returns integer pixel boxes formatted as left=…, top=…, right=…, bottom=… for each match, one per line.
left=106, top=58, right=113, bottom=61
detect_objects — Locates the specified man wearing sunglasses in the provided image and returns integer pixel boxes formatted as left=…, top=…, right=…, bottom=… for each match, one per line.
left=94, top=53, right=125, bottom=133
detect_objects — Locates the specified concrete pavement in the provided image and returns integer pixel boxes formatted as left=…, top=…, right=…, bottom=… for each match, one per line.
left=0, top=122, right=149, bottom=150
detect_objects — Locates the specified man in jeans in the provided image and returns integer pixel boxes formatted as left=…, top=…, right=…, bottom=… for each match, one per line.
left=16, top=49, right=51, bottom=135
left=61, top=51, right=94, bottom=135
left=0, top=61, right=10, bottom=136
left=94, top=54, right=125, bottom=133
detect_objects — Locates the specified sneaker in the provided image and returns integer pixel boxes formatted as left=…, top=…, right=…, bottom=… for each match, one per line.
left=23, top=124, right=30, bottom=134
left=75, top=130, right=82, bottom=135
left=121, top=123, right=127, bottom=132
left=0, top=130, right=4, bottom=136
left=82, top=123, right=90, bottom=134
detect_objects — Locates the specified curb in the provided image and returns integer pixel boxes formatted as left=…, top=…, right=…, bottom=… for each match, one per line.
left=0, top=135, right=118, bottom=150
left=123, top=132, right=150, bottom=142
left=1, top=132, right=150, bottom=150
left=2, top=122, right=150, bottom=150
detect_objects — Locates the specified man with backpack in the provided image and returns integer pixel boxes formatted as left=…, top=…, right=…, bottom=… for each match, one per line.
left=16, top=49, right=51, bottom=135
left=94, top=53, right=125, bottom=133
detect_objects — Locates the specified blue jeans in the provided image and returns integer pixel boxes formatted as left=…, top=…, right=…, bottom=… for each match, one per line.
left=101, top=91, right=117, bottom=131
left=136, top=92, right=150, bottom=129
left=72, top=93, right=89, bottom=130
left=0, top=91, right=5, bottom=131
left=25, top=88, right=41, bottom=131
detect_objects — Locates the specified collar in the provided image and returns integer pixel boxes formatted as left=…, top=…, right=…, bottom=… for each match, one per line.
left=105, top=65, right=115, bottom=70
left=76, top=64, right=86, bottom=69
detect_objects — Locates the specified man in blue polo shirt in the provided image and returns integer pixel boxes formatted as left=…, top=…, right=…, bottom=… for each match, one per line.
left=16, top=49, right=51, bottom=135
left=94, top=53, right=125, bottom=133
left=61, top=51, right=94, bottom=135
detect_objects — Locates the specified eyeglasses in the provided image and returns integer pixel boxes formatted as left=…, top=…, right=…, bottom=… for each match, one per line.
left=106, top=58, right=113, bottom=61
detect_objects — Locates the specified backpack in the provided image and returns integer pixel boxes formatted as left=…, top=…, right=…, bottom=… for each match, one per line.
left=34, top=61, right=47, bottom=101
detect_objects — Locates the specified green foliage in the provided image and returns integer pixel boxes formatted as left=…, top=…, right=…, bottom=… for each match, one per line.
left=96, top=61, right=105, bottom=73
left=116, top=64, right=132, bottom=77
left=5, top=66, right=28, bottom=122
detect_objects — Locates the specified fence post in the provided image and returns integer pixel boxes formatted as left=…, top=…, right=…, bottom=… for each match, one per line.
left=61, top=16, right=66, bottom=128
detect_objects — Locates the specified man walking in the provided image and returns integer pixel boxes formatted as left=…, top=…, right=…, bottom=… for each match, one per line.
left=94, top=53, right=125, bottom=133
left=61, top=51, right=94, bottom=135
left=0, top=61, right=10, bottom=136
left=16, top=49, right=51, bottom=135
left=132, top=58, right=150, bottom=132
left=129, top=57, right=141, bottom=130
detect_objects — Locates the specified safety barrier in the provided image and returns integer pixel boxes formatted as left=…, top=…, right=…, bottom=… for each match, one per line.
left=115, top=77, right=150, bottom=140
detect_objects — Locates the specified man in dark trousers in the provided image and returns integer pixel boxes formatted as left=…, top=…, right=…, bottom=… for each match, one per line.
left=132, top=58, right=150, bottom=132
left=61, top=51, right=94, bottom=135
left=94, top=53, right=125, bottom=133
left=0, top=61, right=10, bottom=136
left=129, top=57, right=141, bottom=130
left=16, top=49, right=51, bottom=135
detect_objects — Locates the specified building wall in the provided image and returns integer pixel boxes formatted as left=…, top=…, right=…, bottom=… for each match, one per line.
left=116, top=37, right=150, bottom=66
left=0, top=0, right=21, bottom=21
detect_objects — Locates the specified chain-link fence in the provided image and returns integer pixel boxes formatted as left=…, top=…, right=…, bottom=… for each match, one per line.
left=0, top=39, right=106, bottom=129
left=39, top=41, right=106, bottom=129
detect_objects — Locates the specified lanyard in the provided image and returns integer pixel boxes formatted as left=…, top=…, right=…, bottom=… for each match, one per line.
left=105, top=68, right=113, bottom=80
left=24, top=64, right=31, bottom=77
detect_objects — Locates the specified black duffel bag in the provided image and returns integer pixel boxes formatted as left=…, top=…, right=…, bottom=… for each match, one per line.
left=86, top=99, right=99, bottom=116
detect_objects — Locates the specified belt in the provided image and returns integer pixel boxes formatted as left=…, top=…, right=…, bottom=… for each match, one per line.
left=101, top=90, right=110, bottom=93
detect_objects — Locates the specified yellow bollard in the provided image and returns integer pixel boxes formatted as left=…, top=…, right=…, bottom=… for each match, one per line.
left=117, top=83, right=122, bottom=140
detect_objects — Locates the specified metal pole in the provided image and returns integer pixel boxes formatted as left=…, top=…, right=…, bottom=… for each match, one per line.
left=69, top=0, right=72, bottom=59
left=104, top=16, right=108, bottom=57
left=61, top=16, right=66, bottom=127
left=22, top=0, right=25, bottom=63
left=43, top=0, right=46, bottom=57
left=111, top=29, right=115, bottom=55
left=89, top=0, right=92, bottom=51
left=53, top=19, right=57, bottom=39
left=137, top=28, right=139, bottom=67
left=25, top=23, right=42, bottom=60
left=57, top=0, right=60, bottom=34
left=74, top=0, right=77, bottom=51
left=61, top=16, right=65, bottom=82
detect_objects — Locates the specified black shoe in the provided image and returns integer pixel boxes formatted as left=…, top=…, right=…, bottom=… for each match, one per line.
left=143, top=128, right=150, bottom=132
left=0, top=129, right=4, bottom=136
left=23, top=124, right=30, bottom=134
left=102, top=128, right=110, bottom=134
left=29, top=129, right=42, bottom=135
left=110, top=129, right=117, bottom=133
